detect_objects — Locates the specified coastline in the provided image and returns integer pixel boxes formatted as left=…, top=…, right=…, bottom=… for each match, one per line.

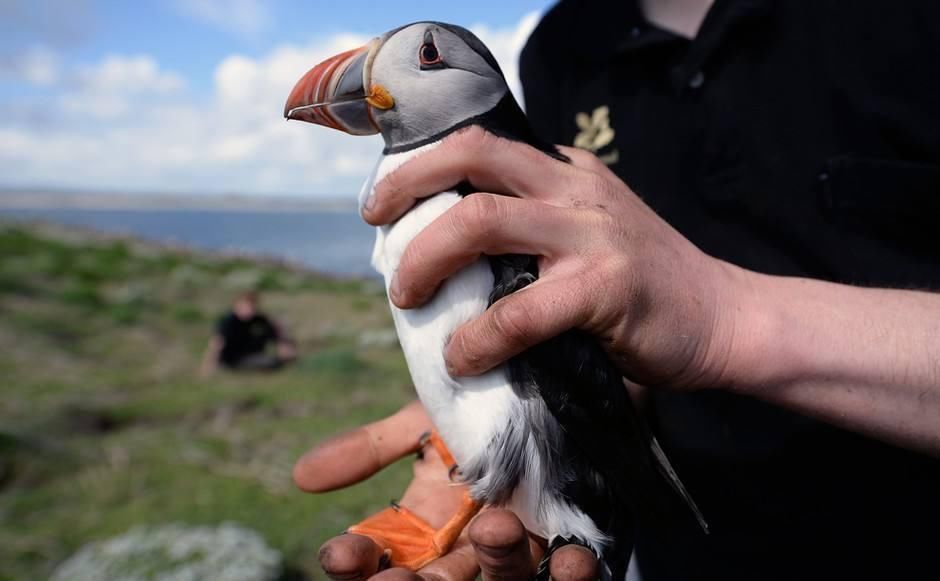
left=0, top=189, right=359, bottom=214
left=0, top=217, right=374, bottom=283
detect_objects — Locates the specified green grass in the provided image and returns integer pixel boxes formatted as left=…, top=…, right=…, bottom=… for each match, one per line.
left=0, top=222, right=414, bottom=580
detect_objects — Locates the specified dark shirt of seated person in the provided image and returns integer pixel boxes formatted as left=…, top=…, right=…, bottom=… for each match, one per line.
left=199, top=291, right=297, bottom=376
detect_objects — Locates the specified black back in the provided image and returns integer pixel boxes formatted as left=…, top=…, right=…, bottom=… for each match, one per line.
left=456, top=92, right=699, bottom=580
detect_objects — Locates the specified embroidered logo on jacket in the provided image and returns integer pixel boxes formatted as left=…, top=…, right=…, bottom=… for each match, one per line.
left=574, top=105, right=619, bottom=165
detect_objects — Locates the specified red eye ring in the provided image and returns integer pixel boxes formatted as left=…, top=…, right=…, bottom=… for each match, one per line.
left=419, top=42, right=442, bottom=66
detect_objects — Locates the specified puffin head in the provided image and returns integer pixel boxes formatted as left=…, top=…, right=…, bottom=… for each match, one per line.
left=284, top=22, right=508, bottom=150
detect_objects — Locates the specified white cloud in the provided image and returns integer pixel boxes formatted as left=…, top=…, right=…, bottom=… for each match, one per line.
left=76, top=55, right=185, bottom=94
left=59, top=55, right=186, bottom=120
left=175, top=0, right=271, bottom=39
left=1, top=45, right=60, bottom=86
left=0, top=12, right=542, bottom=198
left=470, top=11, right=542, bottom=107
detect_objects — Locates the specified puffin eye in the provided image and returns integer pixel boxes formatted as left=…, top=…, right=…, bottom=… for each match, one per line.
left=419, top=42, right=443, bottom=67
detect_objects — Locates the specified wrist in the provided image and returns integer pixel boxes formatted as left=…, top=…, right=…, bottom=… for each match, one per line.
left=704, top=261, right=784, bottom=393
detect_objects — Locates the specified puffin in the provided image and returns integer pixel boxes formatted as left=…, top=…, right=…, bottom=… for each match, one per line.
left=284, top=22, right=708, bottom=579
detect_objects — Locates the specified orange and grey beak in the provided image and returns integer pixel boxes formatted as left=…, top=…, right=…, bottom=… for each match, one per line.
left=283, top=40, right=394, bottom=136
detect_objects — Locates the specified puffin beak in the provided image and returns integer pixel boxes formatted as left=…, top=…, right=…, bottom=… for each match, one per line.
left=283, top=39, right=393, bottom=136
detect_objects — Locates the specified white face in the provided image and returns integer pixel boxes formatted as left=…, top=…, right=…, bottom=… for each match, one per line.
left=369, top=23, right=509, bottom=148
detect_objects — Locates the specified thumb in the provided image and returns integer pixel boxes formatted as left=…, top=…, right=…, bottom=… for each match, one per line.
left=293, top=400, right=430, bottom=492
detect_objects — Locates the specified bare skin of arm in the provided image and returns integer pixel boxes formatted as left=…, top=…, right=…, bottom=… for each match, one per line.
left=198, top=335, right=224, bottom=378
left=270, top=322, right=298, bottom=362
left=729, top=274, right=940, bottom=454
left=362, top=127, right=940, bottom=456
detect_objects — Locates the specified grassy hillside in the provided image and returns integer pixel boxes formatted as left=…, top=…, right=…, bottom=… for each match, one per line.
left=0, top=222, right=414, bottom=580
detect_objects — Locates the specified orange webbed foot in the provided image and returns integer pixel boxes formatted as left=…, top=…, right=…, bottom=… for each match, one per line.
left=346, top=431, right=482, bottom=571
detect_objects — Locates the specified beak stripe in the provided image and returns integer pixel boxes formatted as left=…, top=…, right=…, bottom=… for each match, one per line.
left=312, top=56, right=343, bottom=129
left=317, top=103, right=340, bottom=130
left=315, top=55, right=343, bottom=103
left=284, top=42, right=382, bottom=136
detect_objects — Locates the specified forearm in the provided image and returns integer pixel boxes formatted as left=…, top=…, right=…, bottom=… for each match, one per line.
left=200, top=337, right=223, bottom=374
left=726, top=265, right=940, bottom=455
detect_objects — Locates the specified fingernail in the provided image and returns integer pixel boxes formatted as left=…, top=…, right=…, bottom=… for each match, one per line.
left=389, top=273, right=403, bottom=303
left=363, top=191, right=377, bottom=214
left=444, top=353, right=470, bottom=378
left=443, top=337, right=459, bottom=376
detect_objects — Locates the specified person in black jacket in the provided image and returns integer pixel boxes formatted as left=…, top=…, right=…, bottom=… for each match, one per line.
left=199, top=291, right=296, bottom=376
left=295, top=1, right=940, bottom=579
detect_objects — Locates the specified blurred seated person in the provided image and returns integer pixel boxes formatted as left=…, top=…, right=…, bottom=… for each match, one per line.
left=199, top=291, right=297, bottom=376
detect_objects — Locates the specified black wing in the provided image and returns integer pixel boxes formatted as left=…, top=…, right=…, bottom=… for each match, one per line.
left=457, top=93, right=708, bottom=579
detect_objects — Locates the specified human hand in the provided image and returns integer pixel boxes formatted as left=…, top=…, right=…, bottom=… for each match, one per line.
left=294, top=400, right=599, bottom=580
left=197, top=359, right=217, bottom=379
left=363, top=128, right=753, bottom=390
left=198, top=336, right=223, bottom=379
left=276, top=340, right=298, bottom=362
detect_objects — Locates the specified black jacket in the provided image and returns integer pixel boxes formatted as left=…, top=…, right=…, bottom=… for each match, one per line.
left=520, top=1, right=940, bottom=579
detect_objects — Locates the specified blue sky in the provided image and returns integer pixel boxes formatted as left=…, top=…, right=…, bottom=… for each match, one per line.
left=0, top=0, right=552, bottom=196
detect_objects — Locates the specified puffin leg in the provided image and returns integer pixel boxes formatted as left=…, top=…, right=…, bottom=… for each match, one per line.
left=432, top=491, right=483, bottom=555
left=346, top=431, right=482, bottom=571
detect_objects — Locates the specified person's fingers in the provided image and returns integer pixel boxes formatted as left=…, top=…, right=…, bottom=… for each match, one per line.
left=371, top=568, right=421, bottom=580
left=412, top=536, right=481, bottom=581
left=390, top=194, right=584, bottom=308
left=318, top=533, right=389, bottom=581
left=367, top=516, right=545, bottom=581
left=444, top=277, right=591, bottom=376
left=293, top=400, right=430, bottom=492
left=468, top=509, right=541, bottom=581
left=322, top=536, right=482, bottom=581
left=548, top=545, right=599, bottom=581
left=364, top=126, right=582, bottom=225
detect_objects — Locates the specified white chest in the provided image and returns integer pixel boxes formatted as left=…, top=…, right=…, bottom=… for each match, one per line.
left=361, top=144, right=517, bottom=466
left=356, top=145, right=607, bottom=550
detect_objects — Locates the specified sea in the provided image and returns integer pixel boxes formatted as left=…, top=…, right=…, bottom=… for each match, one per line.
left=0, top=208, right=379, bottom=278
